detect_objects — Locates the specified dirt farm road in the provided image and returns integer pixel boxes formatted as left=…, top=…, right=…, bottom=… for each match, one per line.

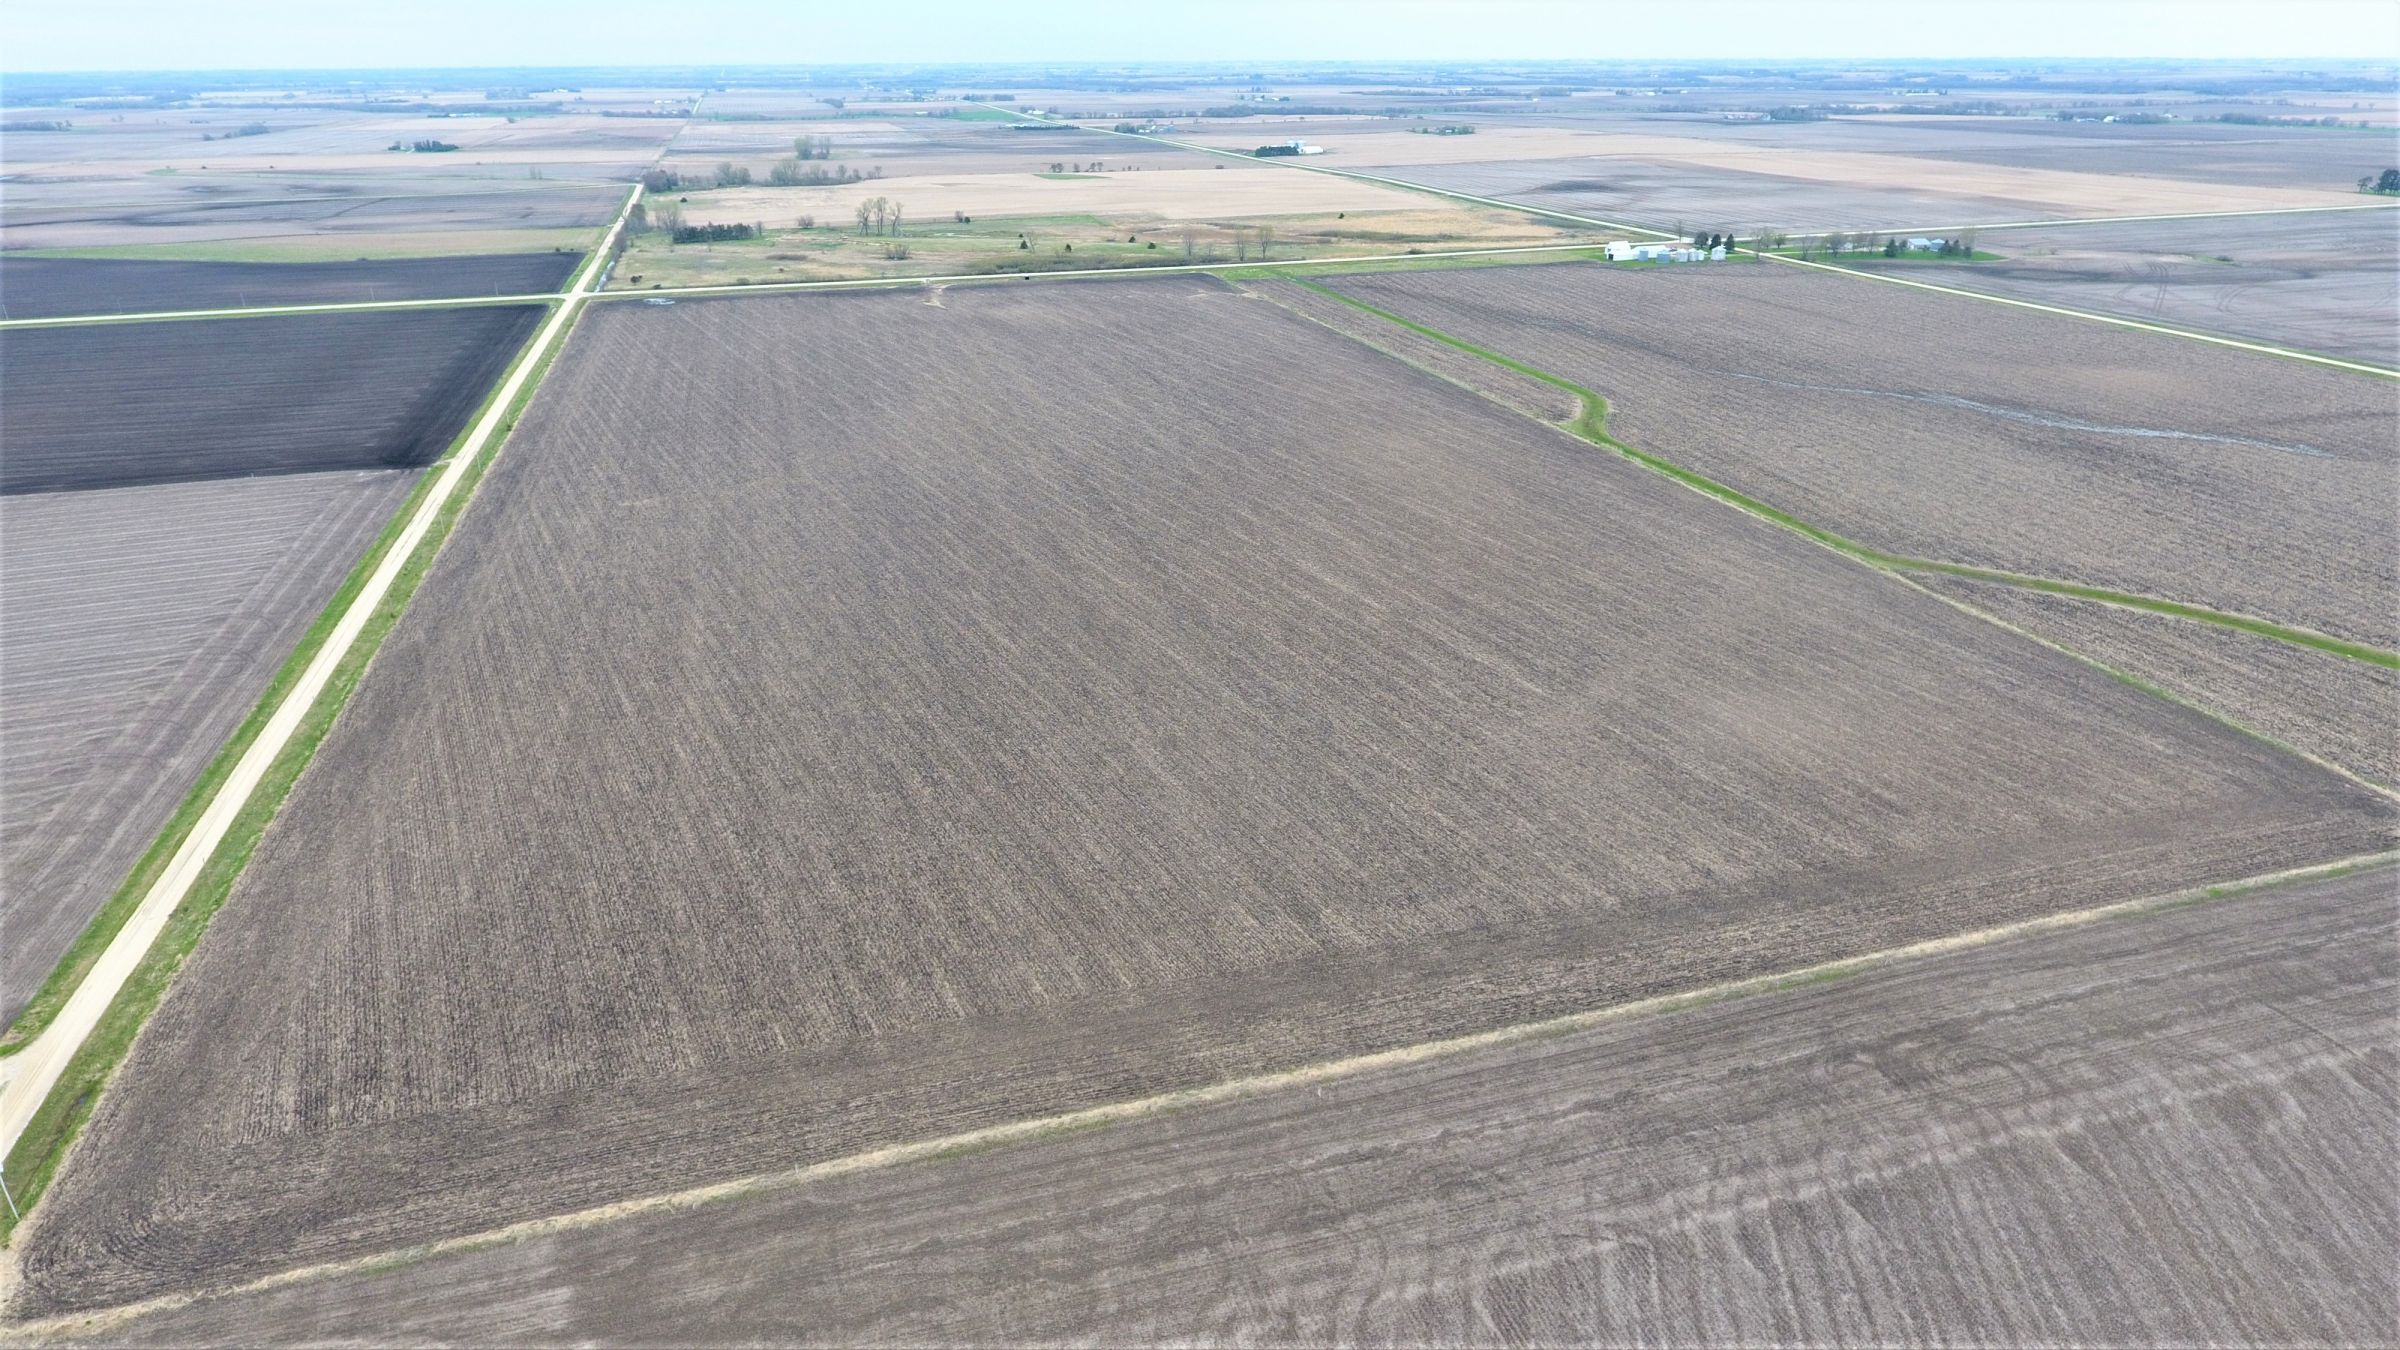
left=26, top=863, right=2395, bottom=1343
left=0, top=186, right=644, bottom=1169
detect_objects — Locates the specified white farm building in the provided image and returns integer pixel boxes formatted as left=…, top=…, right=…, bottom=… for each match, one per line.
left=1603, top=240, right=1724, bottom=263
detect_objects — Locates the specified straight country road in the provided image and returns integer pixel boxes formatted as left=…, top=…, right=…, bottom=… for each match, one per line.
left=0, top=185, right=644, bottom=1169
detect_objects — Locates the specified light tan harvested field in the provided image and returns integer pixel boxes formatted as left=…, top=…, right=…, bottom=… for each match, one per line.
left=0, top=111, right=678, bottom=180
left=676, top=160, right=1431, bottom=225
left=0, top=472, right=417, bottom=1018
left=1370, top=155, right=1991, bottom=234
left=1, top=177, right=622, bottom=256
left=1327, top=262, right=2400, bottom=646
left=661, top=117, right=1219, bottom=181
left=46, top=868, right=2400, bottom=1346
left=1919, top=576, right=2400, bottom=788
left=1169, top=124, right=2362, bottom=218
left=1484, top=113, right=2400, bottom=194
left=15, top=279, right=2389, bottom=1315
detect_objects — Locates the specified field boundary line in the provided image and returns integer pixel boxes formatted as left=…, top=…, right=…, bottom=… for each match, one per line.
left=13, top=848, right=2390, bottom=1338
left=1759, top=251, right=2400, bottom=378
left=1800, top=200, right=2400, bottom=236
left=1291, top=280, right=2400, bottom=669
left=0, top=291, right=563, bottom=330
left=1891, top=572, right=2400, bottom=800
left=0, top=184, right=646, bottom=1241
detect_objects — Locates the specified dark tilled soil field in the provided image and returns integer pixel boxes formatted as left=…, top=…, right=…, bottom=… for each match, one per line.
left=0, top=471, right=419, bottom=1018
left=1326, top=262, right=2400, bottom=646
left=1847, top=211, right=2400, bottom=368
left=0, top=252, right=580, bottom=319
left=60, top=868, right=2400, bottom=1345
left=0, top=304, right=543, bottom=493
left=1919, top=575, right=2400, bottom=789
left=14, top=279, right=2389, bottom=1314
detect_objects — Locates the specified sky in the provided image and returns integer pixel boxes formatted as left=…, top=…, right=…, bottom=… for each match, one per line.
left=5, top=0, right=2397, bottom=73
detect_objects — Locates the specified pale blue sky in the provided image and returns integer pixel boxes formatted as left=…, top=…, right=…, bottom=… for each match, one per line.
left=5, top=0, right=2396, bottom=74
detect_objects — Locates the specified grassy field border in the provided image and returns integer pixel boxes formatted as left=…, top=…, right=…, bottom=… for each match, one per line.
left=0, top=297, right=564, bottom=1057
left=1290, top=280, right=2399, bottom=670
left=0, top=314, right=578, bottom=1245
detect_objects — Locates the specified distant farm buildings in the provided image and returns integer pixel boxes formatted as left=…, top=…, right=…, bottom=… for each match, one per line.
left=1603, top=240, right=1725, bottom=263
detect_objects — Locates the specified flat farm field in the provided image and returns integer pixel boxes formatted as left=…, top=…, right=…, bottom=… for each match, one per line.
left=0, top=178, right=621, bottom=256
left=72, top=867, right=2399, bottom=1345
left=1846, top=210, right=2400, bottom=368
left=1326, top=261, right=2400, bottom=646
left=17, top=279, right=2388, bottom=1314
left=0, top=305, right=543, bottom=492
left=0, top=470, right=418, bottom=1016
left=0, top=252, right=579, bottom=318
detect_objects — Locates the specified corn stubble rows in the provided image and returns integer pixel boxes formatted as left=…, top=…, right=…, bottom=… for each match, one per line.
left=1328, top=263, right=2399, bottom=647
left=16, top=278, right=2392, bottom=1313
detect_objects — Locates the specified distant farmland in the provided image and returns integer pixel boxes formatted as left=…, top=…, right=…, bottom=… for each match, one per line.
left=0, top=305, right=544, bottom=492
left=1844, top=212, right=2400, bottom=368
left=18, top=279, right=2389, bottom=1313
left=0, top=252, right=579, bottom=319
left=1325, top=262, right=2400, bottom=647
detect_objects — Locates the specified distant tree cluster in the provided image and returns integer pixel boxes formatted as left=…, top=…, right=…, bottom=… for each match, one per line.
left=202, top=122, right=269, bottom=141
left=853, top=196, right=904, bottom=235
left=671, top=222, right=757, bottom=244
left=792, top=135, right=833, bottom=160
left=715, top=160, right=752, bottom=187
left=768, top=160, right=876, bottom=186
left=1, top=119, right=72, bottom=131
left=2362, top=169, right=2400, bottom=195
left=390, top=139, right=459, bottom=152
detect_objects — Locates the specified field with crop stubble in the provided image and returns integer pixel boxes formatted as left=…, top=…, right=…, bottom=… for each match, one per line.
left=13, top=278, right=2390, bottom=1315
left=1325, top=261, right=2400, bottom=647
left=62, top=867, right=2398, bottom=1346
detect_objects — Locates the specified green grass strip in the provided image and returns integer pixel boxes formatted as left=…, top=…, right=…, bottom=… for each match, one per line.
left=0, top=320, right=573, bottom=1245
left=1292, top=280, right=2399, bottom=671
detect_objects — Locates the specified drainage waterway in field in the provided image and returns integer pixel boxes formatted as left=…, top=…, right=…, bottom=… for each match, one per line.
left=1719, top=371, right=2333, bottom=459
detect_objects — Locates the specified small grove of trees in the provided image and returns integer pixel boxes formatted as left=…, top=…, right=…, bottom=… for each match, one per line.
left=853, top=196, right=904, bottom=235
left=672, top=222, right=757, bottom=244
left=1, top=119, right=72, bottom=131
left=203, top=122, right=270, bottom=141
left=2362, top=169, right=2400, bottom=195
left=769, top=160, right=876, bottom=186
left=793, top=135, right=833, bottom=159
left=390, top=139, right=459, bottom=152
left=716, top=160, right=752, bottom=187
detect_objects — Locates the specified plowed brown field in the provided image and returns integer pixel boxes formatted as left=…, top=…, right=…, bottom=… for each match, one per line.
left=16, top=278, right=2388, bottom=1316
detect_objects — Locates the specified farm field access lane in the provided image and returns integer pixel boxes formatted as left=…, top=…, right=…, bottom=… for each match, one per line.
left=0, top=185, right=643, bottom=1221
left=39, top=866, right=2400, bottom=1345
left=14, top=278, right=2390, bottom=1313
